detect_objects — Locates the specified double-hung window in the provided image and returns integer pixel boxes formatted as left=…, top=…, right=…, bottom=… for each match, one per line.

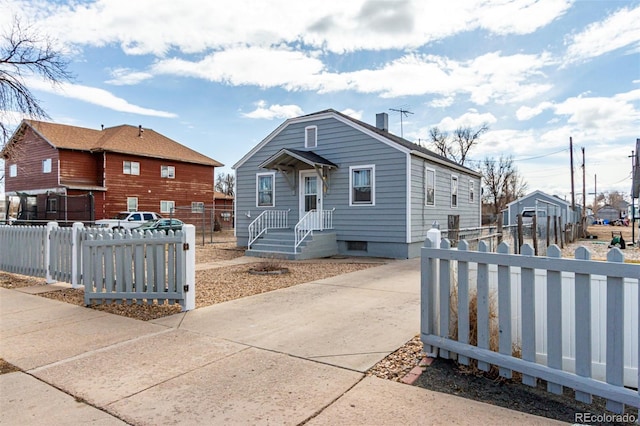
left=451, top=175, right=458, bottom=208
left=257, top=173, right=275, bottom=207
left=469, top=180, right=475, bottom=203
left=161, top=200, right=175, bottom=214
left=191, top=201, right=204, bottom=213
left=127, top=197, right=138, bottom=212
left=350, top=165, right=375, bottom=206
left=123, top=161, right=140, bottom=175
left=305, top=126, right=317, bottom=148
left=9, top=164, right=17, bottom=177
left=42, top=158, right=52, bottom=173
left=161, top=165, right=175, bottom=178
left=425, top=166, right=435, bottom=206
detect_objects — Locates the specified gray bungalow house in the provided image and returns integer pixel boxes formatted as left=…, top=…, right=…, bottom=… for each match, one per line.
left=233, top=109, right=482, bottom=259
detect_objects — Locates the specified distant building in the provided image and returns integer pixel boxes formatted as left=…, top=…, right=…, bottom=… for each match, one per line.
left=2, top=120, right=222, bottom=223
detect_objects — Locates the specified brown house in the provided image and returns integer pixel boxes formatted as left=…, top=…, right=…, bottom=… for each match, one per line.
left=2, top=120, right=222, bottom=223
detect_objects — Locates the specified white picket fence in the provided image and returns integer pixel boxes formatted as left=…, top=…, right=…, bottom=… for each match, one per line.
left=0, top=223, right=196, bottom=310
left=421, top=228, right=639, bottom=417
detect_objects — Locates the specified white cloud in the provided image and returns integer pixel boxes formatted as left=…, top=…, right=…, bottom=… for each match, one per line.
left=433, top=111, right=498, bottom=132
left=150, top=50, right=553, bottom=105
left=242, top=101, right=304, bottom=120
left=516, top=102, right=554, bottom=120
left=152, top=47, right=325, bottom=89
left=340, top=108, right=363, bottom=120
left=564, top=5, right=640, bottom=64
left=11, top=0, right=571, bottom=56
left=106, top=68, right=153, bottom=85
left=27, top=79, right=177, bottom=118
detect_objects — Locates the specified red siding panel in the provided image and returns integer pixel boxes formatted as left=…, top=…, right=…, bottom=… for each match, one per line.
left=101, top=153, right=215, bottom=219
left=4, top=127, right=59, bottom=192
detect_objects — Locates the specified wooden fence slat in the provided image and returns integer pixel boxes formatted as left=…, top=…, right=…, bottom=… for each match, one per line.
left=477, top=241, right=490, bottom=372
left=439, top=239, right=451, bottom=360
left=497, top=242, right=512, bottom=379
left=574, top=246, right=592, bottom=404
left=457, top=240, right=470, bottom=366
left=546, top=245, right=563, bottom=395
left=520, top=244, right=537, bottom=387
left=606, top=248, right=625, bottom=414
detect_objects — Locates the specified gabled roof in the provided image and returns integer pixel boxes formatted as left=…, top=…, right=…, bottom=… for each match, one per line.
left=233, top=108, right=480, bottom=177
left=6, top=120, right=222, bottom=167
left=259, top=148, right=338, bottom=170
left=505, top=190, right=571, bottom=208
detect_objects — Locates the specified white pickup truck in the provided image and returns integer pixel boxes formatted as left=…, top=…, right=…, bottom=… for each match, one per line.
left=95, top=211, right=163, bottom=230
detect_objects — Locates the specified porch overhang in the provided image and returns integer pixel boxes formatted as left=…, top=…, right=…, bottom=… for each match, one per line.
left=259, top=149, right=337, bottom=193
left=259, top=148, right=337, bottom=170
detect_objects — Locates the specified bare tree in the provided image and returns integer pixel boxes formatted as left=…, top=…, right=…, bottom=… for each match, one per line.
left=1, top=16, right=72, bottom=154
left=481, top=155, right=527, bottom=218
left=427, top=123, right=489, bottom=167
left=215, top=172, right=235, bottom=196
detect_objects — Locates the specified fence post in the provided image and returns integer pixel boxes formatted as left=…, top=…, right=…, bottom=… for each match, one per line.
left=71, top=222, right=84, bottom=288
left=45, top=222, right=58, bottom=284
left=183, top=224, right=196, bottom=311
left=422, top=222, right=441, bottom=357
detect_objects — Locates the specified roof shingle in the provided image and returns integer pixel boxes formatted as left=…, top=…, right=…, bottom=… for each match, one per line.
left=20, top=120, right=222, bottom=167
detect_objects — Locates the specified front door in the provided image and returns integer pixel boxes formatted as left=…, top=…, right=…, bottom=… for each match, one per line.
left=299, top=170, right=322, bottom=230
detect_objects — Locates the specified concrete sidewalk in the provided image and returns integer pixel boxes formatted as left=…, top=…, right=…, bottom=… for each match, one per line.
left=0, top=259, right=562, bottom=425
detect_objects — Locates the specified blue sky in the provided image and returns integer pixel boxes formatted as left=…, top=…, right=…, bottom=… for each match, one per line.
left=1, top=0, right=639, bottom=204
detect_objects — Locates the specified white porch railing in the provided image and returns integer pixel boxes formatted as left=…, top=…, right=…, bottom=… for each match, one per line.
left=294, top=209, right=335, bottom=253
left=247, top=209, right=290, bottom=249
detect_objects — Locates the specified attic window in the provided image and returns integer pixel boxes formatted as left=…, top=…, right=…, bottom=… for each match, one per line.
left=305, top=126, right=317, bottom=148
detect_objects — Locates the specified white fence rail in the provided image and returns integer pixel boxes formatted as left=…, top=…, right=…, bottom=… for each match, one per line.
left=0, top=223, right=196, bottom=311
left=247, top=209, right=290, bottom=249
left=421, top=230, right=639, bottom=418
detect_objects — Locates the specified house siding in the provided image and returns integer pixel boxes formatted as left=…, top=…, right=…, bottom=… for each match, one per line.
left=4, top=127, right=59, bottom=192
left=59, top=150, right=101, bottom=186
left=101, top=152, right=214, bottom=219
left=409, top=156, right=481, bottom=242
left=235, top=117, right=408, bottom=250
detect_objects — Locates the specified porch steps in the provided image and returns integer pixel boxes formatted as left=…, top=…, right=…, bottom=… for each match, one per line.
left=246, top=229, right=338, bottom=260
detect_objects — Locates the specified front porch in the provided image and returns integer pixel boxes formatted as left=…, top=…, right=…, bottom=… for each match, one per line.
left=246, top=209, right=338, bottom=260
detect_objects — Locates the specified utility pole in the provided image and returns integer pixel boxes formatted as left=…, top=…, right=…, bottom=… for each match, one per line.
left=570, top=137, right=575, bottom=210
left=581, top=147, right=586, bottom=237
left=389, top=108, right=413, bottom=138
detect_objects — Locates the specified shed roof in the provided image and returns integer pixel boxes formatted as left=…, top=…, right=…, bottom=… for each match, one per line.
left=6, top=120, right=222, bottom=167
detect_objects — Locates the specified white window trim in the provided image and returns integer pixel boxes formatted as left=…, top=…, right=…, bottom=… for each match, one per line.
left=160, top=200, right=175, bottom=214
left=305, top=125, right=317, bottom=148
left=349, top=164, right=375, bottom=206
left=425, top=165, right=435, bottom=207
left=469, top=179, right=475, bottom=203
left=123, top=161, right=140, bottom=175
left=9, top=164, right=17, bottom=177
left=256, top=172, right=276, bottom=207
left=42, top=158, right=52, bottom=174
left=161, top=165, right=175, bottom=179
left=451, top=175, right=459, bottom=208
left=127, top=197, right=138, bottom=212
